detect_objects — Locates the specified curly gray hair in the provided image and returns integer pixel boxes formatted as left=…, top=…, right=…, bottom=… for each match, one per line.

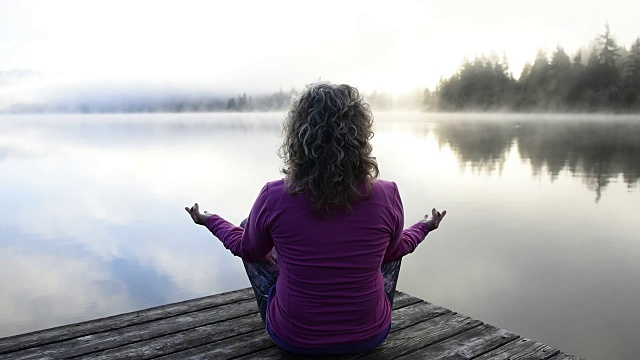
left=279, top=82, right=379, bottom=214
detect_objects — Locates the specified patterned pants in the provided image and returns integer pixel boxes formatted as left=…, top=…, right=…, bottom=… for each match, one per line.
left=240, top=219, right=402, bottom=323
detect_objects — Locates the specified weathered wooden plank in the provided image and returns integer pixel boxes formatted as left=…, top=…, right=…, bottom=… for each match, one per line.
left=391, top=291, right=423, bottom=309
left=69, top=313, right=265, bottom=360
left=236, top=313, right=476, bottom=360
left=394, top=324, right=518, bottom=360
left=344, top=313, right=482, bottom=360
left=0, top=288, right=583, bottom=360
left=390, top=301, right=450, bottom=331
left=153, top=328, right=274, bottom=360
left=232, top=347, right=302, bottom=360
left=2, top=299, right=259, bottom=360
left=227, top=291, right=426, bottom=359
left=237, top=348, right=357, bottom=360
left=474, top=337, right=560, bottom=360
left=234, top=301, right=454, bottom=360
left=547, top=352, right=584, bottom=360
left=233, top=294, right=449, bottom=360
left=0, top=287, right=254, bottom=355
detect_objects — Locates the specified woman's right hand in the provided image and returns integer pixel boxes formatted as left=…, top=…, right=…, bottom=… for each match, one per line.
left=423, top=208, right=446, bottom=231
left=185, top=203, right=212, bottom=226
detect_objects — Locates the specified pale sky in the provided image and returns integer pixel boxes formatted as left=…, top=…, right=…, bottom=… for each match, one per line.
left=0, top=0, right=639, bottom=100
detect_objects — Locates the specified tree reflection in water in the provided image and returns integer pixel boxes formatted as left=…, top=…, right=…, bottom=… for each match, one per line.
left=435, top=117, right=640, bottom=202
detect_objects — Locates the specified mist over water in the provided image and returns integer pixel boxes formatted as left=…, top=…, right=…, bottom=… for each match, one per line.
left=434, top=114, right=640, bottom=201
left=1, top=112, right=639, bottom=359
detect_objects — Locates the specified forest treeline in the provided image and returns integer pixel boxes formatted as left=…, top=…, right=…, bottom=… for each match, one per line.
left=3, top=25, right=639, bottom=114
left=429, top=25, right=640, bottom=112
left=224, top=88, right=293, bottom=112
left=3, top=85, right=410, bottom=113
left=4, top=88, right=296, bottom=113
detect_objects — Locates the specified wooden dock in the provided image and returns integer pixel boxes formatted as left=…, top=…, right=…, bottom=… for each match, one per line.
left=0, top=287, right=582, bottom=359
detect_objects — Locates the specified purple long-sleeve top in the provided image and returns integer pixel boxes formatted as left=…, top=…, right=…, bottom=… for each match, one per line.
left=205, top=179, right=430, bottom=349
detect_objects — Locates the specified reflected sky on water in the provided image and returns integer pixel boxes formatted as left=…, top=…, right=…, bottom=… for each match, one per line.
left=1, top=112, right=639, bottom=359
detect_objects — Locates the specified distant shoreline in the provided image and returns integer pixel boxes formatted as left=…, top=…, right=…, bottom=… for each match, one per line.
left=3, top=110, right=640, bottom=118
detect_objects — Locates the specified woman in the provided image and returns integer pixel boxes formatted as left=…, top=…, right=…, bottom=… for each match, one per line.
left=185, top=82, right=446, bottom=355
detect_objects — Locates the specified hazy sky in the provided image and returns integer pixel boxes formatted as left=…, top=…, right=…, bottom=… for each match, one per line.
left=1, top=0, right=639, bottom=97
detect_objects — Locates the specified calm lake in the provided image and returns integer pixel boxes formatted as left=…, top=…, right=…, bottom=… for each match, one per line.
left=1, top=112, right=639, bottom=359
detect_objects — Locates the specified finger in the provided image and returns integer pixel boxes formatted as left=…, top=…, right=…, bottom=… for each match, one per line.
left=432, top=208, right=437, bottom=217
left=185, top=207, right=190, bottom=213
left=441, top=210, right=447, bottom=219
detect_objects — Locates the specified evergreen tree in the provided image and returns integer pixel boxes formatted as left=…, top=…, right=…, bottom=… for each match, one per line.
left=423, top=88, right=433, bottom=110
left=435, top=54, right=515, bottom=110
left=622, top=38, right=640, bottom=106
left=548, top=46, right=572, bottom=107
left=585, top=24, right=622, bottom=108
left=517, top=50, right=550, bottom=109
left=597, top=24, right=621, bottom=80
left=550, top=47, right=571, bottom=73
left=238, top=93, right=248, bottom=111
left=227, top=97, right=237, bottom=110
left=565, top=51, right=588, bottom=107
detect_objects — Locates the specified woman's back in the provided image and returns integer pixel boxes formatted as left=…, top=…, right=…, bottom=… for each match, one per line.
left=264, top=179, right=400, bottom=347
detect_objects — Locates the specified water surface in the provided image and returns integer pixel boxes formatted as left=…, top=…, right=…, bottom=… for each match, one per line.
left=1, top=112, right=639, bottom=359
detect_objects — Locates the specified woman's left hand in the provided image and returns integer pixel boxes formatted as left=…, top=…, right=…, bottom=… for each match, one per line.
left=185, top=203, right=212, bottom=226
left=423, top=208, right=446, bottom=230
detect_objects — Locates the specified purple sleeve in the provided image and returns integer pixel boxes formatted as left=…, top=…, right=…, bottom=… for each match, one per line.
left=204, top=184, right=274, bottom=262
left=382, top=183, right=431, bottom=262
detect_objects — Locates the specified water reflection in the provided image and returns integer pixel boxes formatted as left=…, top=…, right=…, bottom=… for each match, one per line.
left=0, top=113, right=284, bottom=337
left=435, top=116, right=640, bottom=202
left=1, top=113, right=639, bottom=360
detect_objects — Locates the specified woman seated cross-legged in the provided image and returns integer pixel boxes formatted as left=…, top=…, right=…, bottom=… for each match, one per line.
left=186, top=82, right=446, bottom=355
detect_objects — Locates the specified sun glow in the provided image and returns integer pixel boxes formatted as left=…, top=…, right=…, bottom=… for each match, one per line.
left=1, top=0, right=639, bottom=99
